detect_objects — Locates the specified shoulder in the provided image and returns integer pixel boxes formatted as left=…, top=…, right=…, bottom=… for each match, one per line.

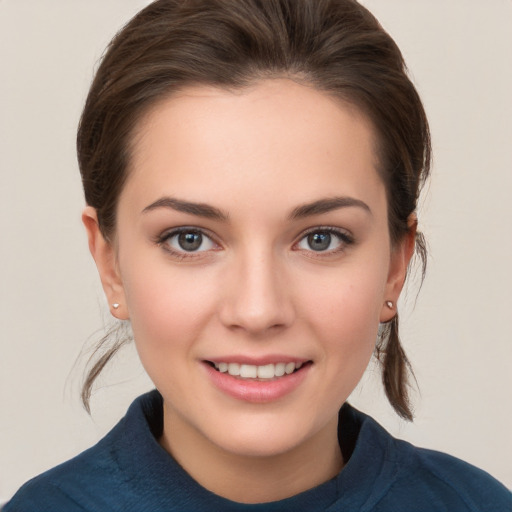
left=3, top=423, right=130, bottom=512
left=343, top=406, right=511, bottom=512
left=378, top=429, right=511, bottom=511
left=3, top=392, right=162, bottom=512
left=3, top=478, right=88, bottom=512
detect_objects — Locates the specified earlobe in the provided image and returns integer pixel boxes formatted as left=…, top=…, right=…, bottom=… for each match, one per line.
left=380, top=215, right=417, bottom=323
left=82, top=207, right=128, bottom=320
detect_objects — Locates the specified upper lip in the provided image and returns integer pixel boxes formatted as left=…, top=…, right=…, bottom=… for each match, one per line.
left=204, top=355, right=311, bottom=366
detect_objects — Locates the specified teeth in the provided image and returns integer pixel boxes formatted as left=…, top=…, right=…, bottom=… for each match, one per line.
left=257, top=364, right=274, bottom=379
left=285, top=362, right=295, bottom=375
left=275, top=363, right=285, bottom=377
left=240, top=364, right=257, bottom=378
left=214, top=361, right=305, bottom=379
left=228, top=363, right=240, bottom=376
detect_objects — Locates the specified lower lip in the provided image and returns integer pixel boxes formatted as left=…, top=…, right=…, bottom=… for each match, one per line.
left=203, top=362, right=311, bottom=403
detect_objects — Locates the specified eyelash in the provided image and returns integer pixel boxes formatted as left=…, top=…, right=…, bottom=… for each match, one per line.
left=156, top=227, right=220, bottom=260
left=155, top=226, right=354, bottom=260
left=294, top=226, right=354, bottom=257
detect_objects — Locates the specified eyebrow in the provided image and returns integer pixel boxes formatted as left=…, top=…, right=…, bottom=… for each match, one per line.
left=142, top=197, right=229, bottom=221
left=142, top=195, right=371, bottom=222
left=289, top=196, right=372, bottom=219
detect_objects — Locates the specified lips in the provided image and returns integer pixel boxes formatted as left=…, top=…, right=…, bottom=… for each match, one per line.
left=203, top=358, right=312, bottom=402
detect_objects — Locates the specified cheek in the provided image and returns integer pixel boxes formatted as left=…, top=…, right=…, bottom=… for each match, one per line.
left=120, top=255, right=218, bottom=357
left=303, top=261, right=386, bottom=328
left=299, top=261, right=387, bottom=368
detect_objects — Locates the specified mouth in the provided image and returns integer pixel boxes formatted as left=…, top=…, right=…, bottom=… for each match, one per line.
left=203, top=358, right=312, bottom=402
left=205, top=360, right=311, bottom=381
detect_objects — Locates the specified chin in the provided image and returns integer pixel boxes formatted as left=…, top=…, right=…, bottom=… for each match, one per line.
left=210, top=425, right=308, bottom=459
left=199, top=407, right=331, bottom=460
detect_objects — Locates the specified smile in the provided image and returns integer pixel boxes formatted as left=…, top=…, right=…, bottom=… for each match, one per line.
left=203, top=359, right=312, bottom=402
left=211, top=361, right=304, bottom=380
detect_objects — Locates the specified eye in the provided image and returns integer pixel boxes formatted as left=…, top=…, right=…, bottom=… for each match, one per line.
left=296, top=228, right=353, bottom=253
left=160, top=228, right=216, bottom=254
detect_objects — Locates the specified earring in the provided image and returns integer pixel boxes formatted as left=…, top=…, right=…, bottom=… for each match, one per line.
left=385, top=300, right=394, bottom=309
left=112, top=303, right=120, bottom=309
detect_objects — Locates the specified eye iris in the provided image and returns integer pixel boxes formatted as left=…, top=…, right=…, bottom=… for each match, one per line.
left=178, top=232, right=202, bottom=251
left=308, top=232, right=331, bottom=251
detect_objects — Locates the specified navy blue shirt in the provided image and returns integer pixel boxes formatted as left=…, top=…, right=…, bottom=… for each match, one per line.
left=4, top=391, right=510, bottom=511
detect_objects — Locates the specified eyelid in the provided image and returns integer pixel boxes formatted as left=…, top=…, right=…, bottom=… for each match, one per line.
left=297, top=225, right=354, bottom=241
left=156, top=226, right=222, bottom=258
left=293, top=226, right=354, bottom=253
left=154, top=225, right=353, bottom=259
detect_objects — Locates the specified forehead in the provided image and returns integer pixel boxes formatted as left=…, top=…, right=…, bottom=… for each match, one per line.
left=123, top=79, right=384, bottom=213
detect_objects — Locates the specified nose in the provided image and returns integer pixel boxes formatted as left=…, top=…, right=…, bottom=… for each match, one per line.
left=218, top=248, right=295, bottom=336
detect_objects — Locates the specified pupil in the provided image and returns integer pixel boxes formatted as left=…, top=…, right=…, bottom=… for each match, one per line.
left=178, top=232, right=202, bottom=251
left=308, top=232, right=331, bottom=251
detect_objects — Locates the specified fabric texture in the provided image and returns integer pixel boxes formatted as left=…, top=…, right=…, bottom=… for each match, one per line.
left=4, top=390, right=511, bottom=511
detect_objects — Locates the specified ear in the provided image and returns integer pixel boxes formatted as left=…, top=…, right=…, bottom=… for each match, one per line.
left=380, top=214, right=417, bottom=323
left=82, top=206, right=129, bottom=320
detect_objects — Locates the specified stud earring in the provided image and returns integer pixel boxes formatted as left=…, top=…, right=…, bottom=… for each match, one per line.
left=385, top=300, right=394, bottom=309
left=112, top=303, right=120, bottom=309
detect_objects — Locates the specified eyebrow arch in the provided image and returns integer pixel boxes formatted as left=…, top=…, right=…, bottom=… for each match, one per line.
left=289, top=196, right=372, bottom=219
left=142, top=196, right=229, bottom=221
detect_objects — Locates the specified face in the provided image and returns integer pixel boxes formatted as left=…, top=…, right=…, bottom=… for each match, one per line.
left=85, top=79, right=410, bottom=464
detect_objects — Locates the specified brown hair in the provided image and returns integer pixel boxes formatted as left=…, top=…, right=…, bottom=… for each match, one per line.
left=78, top=0, right=431, bottom=419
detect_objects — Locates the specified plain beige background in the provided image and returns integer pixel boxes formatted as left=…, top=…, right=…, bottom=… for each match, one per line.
left=1, top=0, right=511, bottom=502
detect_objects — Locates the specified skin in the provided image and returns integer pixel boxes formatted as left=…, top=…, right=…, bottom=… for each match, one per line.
left=83, top=79, right=415, bottom=503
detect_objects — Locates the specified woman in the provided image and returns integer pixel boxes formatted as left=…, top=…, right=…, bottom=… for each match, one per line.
left=4, top=0, right=510, bottom=510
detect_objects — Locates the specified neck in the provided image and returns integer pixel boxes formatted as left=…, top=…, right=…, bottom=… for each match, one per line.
left=159, top=406, right=344, bottom=504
